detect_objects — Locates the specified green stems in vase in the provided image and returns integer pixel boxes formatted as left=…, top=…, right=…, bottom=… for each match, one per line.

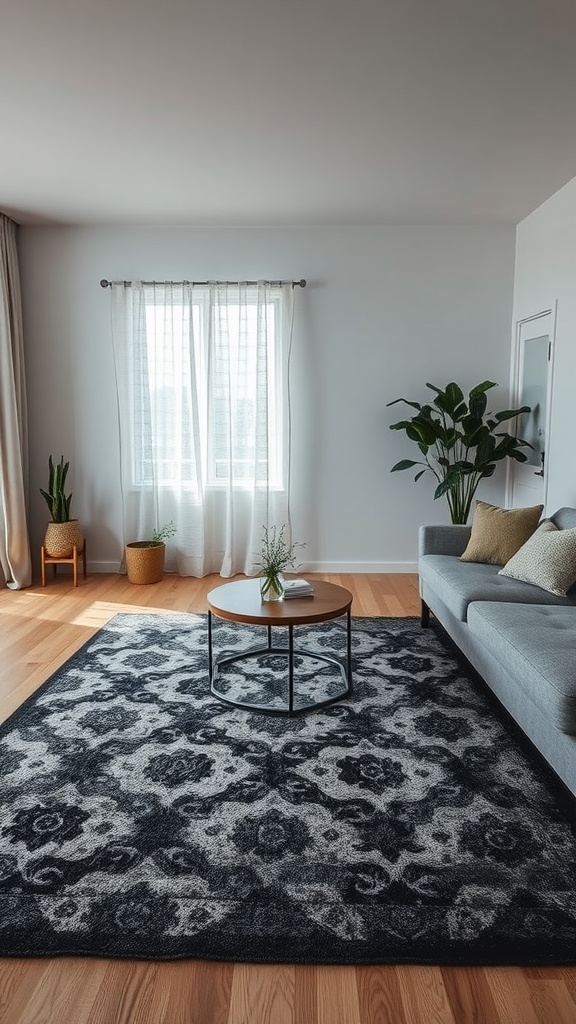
left=257, top=524, right=304, bottom=602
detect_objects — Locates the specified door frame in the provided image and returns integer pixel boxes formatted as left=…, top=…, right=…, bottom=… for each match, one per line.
left=505, top=304, right=557, bottom=513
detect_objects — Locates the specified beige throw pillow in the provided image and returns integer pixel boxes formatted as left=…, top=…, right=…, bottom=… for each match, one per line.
left=460, top=500, right=543, bottom=566
left=499, top=522, right=576, bottom=596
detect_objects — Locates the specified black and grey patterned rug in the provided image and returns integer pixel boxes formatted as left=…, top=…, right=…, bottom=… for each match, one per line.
left=1, top=612, right=576, bottom=964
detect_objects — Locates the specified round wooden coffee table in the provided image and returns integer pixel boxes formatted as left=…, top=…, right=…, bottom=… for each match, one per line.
left=207, top=579, right=353, bottom=716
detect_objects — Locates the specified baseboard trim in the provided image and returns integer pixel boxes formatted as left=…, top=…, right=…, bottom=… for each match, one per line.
left=86, top=561, right=418, bottom=575
left=301, top=561, right=417, bottom=574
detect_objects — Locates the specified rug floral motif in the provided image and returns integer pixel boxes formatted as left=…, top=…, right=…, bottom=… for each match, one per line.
left=1, top=612, right=575, bottom=964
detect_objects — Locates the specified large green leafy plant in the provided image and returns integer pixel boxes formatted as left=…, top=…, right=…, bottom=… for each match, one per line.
left=388, top=381, right=531, bottom=524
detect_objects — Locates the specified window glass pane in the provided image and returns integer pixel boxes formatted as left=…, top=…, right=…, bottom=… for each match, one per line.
left=133, top=288, right=283, bottom=488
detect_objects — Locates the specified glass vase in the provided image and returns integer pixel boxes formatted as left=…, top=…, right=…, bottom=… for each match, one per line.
left=260, top=572, right=284, bottom=601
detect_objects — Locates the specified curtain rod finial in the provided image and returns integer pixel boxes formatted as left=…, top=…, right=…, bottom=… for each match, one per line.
left=100, top=279, right=110, bottom=288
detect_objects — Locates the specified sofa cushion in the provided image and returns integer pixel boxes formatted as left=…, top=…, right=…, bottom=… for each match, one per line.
left=460, top=500, right=543, bottom=566
left=552, top=507, right=576, bottom=531
left=419, top=553, right=576, bottom=622
left=467, top=602, right=576, bottom=735
left=499, top=523, right=576, bottom=596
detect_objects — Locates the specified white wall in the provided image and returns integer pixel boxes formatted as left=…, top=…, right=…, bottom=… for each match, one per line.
left=512, top=177, right=576, bottom=514
left=19, top=225, right=515, bottom=574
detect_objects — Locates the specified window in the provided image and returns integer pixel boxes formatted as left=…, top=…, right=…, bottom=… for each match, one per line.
left=129, top=284, right=285, bottom=489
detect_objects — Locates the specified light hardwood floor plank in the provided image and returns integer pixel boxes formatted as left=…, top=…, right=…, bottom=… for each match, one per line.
left=526, top=979, right=576, bottom=1024
left=226, top=963, right=295, bottom=1024
left=356, top=964, right=408, bottom=1024
left=397, top=965, right=456, bottom=1024
left=316, top=966, right=361, bottom=1024
left=440, top=967, right=500, bottom=1024
left=0, top=960, right=52, bottom=1024
left=193, top=961, right=235, bottom=1024
left=86, top=961, right=160, bottom=1024
left=293, top=965, right=318, bottom=1024
left=17, top=957, right=108, bottom=1024
left=484, top=967, right=541, bottom=1024
left=557, top=966, right=576, bottom=1006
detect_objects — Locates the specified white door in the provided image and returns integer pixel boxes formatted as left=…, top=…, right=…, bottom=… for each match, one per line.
left=508, top=310, right=554, bottom=511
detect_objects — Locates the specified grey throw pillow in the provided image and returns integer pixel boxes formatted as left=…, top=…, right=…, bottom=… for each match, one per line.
left=499, top=522, right=576, bottom=596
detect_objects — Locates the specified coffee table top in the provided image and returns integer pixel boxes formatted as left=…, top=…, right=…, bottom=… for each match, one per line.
left=207, top=578, right=352, bottom=626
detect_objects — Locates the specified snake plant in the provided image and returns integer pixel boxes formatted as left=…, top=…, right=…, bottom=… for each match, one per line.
left=40, top=455, right=73, bottom=522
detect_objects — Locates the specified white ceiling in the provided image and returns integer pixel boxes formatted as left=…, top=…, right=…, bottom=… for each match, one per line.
left=3, top=0, right=576, bottom=226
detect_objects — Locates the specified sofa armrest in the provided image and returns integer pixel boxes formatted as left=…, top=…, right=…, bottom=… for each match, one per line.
left=418, top=524, right=471, bottom=558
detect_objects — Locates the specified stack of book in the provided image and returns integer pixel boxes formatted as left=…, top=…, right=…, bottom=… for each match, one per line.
left=283, top=578, right=314, bottom=599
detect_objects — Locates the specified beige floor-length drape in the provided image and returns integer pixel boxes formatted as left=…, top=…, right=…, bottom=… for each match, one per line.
left=0, top=214, right=32, bottom=588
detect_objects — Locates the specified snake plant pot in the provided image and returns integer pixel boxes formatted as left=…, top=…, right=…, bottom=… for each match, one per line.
left=44, top=520, right=84, bottom=558
left=125, top=541, right=166, bottom=584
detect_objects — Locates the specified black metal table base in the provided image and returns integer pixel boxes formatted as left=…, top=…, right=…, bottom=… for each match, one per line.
left=208, top=614, right=352, bottom=716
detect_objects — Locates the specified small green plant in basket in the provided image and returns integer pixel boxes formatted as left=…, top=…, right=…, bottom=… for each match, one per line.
left=40, top=454, right=84, bottom=560
left=40, top=455, right=73, bottom=523
left=151, top=522, right=177, bottom=545
left=125, top=521, right=177, bottom=584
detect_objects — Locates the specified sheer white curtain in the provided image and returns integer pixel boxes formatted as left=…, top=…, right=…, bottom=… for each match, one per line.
left=111, top=281, right=294, bottom=576
left=0, top=214, right=32, bottom=589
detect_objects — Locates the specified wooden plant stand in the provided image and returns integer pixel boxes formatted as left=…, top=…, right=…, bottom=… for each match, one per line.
left=41, top=543, right=87, bottom=588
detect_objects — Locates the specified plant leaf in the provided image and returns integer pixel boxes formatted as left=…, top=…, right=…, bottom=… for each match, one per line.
left=452, top=402, right=468, bottom=422
left=406, top=420, right=437, bottom=446
left=469, top=392, right=488, bottom=419
left=493, top=406, right=530, bottom=423
left=468, top=380, right=497, bottom=399
left=443, top=429, right=460, bottom=450
left=391, top=459, right=421, bottom=472
left=434, top=478, right=454, bottom=499
left=444, top=383, right=464, bottom=411
left=386, top=398, right=422, bottom=410
left=474, top=429, right=496, bottom=465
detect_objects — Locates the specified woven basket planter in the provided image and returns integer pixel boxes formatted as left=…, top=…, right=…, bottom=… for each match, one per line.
left=125, top=542, right=166, bottom=585
left=44, top=520, right=84, bottom=558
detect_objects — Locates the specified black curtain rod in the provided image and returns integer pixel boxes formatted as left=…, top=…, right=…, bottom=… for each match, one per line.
left=100, top=278, right=306, bottom=289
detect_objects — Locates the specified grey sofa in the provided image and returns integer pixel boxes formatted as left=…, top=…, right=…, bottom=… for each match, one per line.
left=418, top=507, right=576, bottom=798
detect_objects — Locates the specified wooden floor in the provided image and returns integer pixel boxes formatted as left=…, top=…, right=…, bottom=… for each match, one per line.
left=0, top=571, right=574, bottom=1024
